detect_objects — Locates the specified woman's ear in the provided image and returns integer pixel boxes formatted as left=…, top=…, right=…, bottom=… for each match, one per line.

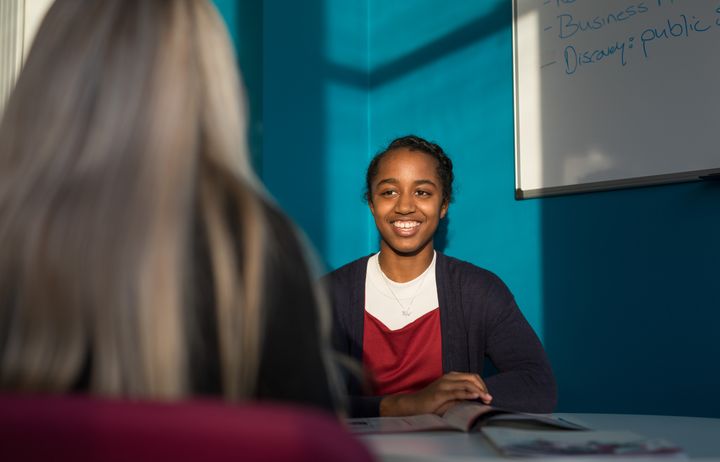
left=440, top=200, right=448, bottom=219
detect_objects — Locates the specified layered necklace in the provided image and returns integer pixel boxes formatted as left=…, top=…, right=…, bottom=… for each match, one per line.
left=375, top=254, right=432, bottom=317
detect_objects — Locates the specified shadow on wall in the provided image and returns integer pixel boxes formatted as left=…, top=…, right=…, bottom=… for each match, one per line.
left=435, top=215, right=450, bottom=252
left=262, top=0, right=327, bottom=254
left=531, top=2, right=720, bottom=418
left=542, top=182, right=720, bottom=418
left=326, top=2, right=509, bottom=90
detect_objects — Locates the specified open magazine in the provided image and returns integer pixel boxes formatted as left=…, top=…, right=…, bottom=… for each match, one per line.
left=345, top=401, right=588, bottom=434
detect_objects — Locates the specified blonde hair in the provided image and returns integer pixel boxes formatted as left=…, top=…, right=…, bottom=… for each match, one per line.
left=0, top=0, right=300, bottom=401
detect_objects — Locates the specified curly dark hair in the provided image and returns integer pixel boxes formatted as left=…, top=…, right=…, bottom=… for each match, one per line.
left=364, top=135, right=454, bottom=205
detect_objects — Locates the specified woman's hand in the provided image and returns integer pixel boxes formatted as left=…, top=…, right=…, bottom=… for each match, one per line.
left=379, top=372, right=492, bottom=417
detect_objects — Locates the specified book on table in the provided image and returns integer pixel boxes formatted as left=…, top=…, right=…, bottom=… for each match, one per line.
left=345, top=401, right=588, bottom=434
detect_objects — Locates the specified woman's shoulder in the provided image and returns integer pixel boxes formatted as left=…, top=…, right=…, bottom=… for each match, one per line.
left=438, top=253, right=518, bottom=314
left=439, top=252, right=500, bottom=279
left=438, top=253, right=509, bottom=291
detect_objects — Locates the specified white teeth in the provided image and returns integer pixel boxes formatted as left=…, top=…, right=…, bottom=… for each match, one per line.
left=393, top=221, right=419, bottom=229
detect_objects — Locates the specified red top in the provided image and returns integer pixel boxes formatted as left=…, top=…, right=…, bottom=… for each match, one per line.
left=362, top=308, right=443, bottom=396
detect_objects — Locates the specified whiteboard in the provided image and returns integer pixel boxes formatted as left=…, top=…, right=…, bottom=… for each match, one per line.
left=513, top=0, right=720, bottom=199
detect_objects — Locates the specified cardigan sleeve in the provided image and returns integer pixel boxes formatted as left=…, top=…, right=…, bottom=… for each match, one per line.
left=478, top=275, right=557, bottom=413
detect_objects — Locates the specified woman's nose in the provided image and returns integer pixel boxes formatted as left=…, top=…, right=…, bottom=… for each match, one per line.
left=395, top=193, right=415, bottom=214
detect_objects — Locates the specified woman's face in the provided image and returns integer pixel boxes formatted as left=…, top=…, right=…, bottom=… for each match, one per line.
left=369, top=148, right=448, bottom=257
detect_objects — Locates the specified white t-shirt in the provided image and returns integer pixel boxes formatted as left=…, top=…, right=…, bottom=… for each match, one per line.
left=365, top=252, right=439, bottom=331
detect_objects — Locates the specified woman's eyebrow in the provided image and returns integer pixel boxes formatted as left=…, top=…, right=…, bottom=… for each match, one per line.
left=414, top=179, right=437, bottom=187
left=376, top=178, right=398, bottom=187
left=376, top=178, right=438, bottom=188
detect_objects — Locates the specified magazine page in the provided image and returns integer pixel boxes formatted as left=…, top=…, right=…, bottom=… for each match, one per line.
left=483, top=411, right=589, bottom=430
left=346, top=414, right=455, bottom=434
left=482, top=427, right=686, bottom=459
left=441, top=402, right=498, bottom=431
left=442, top=402, right=588, bottom=432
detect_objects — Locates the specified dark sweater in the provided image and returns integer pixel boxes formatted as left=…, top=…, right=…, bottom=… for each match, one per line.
left=325, top=252, right=557, bottom=417
left=71, top=200, right=340, bottom=414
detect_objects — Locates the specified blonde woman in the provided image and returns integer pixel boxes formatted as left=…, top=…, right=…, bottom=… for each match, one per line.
left=0, top=0, right=340, bottom=411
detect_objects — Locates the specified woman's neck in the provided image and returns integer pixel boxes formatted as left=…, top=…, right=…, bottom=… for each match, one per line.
left=377, top=243, right=435, bottom=283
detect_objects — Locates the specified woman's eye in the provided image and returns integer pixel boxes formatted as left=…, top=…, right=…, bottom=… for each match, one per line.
left=379, top=190, right=397, bottom=197
left=416, top=190, right=431, bottom=197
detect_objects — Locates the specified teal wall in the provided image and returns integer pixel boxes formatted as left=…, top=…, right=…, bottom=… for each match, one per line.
left=219, top=0, right=720, bottom=418
left=262, top=0, right=371, bottom=271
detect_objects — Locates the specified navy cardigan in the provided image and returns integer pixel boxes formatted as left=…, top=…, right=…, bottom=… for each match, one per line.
left=325, top=252, right=557, bottom=417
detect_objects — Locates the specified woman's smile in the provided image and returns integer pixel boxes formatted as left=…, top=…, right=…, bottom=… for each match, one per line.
left=391, top=219, right=422, bottom=236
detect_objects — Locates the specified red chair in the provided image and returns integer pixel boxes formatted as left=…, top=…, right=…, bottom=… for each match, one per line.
left=0, top=394, right=375, bottom=462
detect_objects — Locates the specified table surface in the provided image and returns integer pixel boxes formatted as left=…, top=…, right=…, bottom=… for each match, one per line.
left=360, top=413, right=720, bottom=461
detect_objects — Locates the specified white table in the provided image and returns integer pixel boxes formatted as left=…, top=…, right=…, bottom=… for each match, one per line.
left=360, top=413, right=720, bottom=461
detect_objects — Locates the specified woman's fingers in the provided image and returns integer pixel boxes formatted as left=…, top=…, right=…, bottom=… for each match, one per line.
left=440, top=372, right=492, bottom=403
left=379, top=372, right=494, bottom=417
left=440, top=386, right=482, bottom=401
left=445, top=372, right=488, bottom=390
left=436, top=373, right=486, bottom=394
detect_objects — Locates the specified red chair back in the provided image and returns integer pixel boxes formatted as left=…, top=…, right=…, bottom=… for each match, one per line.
left=0, top=394, right=375, bottom=462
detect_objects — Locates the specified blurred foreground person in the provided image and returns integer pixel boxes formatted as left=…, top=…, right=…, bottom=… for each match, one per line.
left=0, top=0, right=341, bottom=412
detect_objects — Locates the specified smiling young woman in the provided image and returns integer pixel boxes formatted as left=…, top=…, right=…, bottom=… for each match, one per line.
left=326, top=135, right=557, bottom=418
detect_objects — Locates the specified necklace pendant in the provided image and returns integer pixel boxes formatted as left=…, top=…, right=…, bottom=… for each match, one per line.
left=401, top=309, right=412, bottom=317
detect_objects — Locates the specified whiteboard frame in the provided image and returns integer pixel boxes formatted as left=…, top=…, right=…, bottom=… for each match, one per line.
left=511, top=0, right=720, bottom=200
